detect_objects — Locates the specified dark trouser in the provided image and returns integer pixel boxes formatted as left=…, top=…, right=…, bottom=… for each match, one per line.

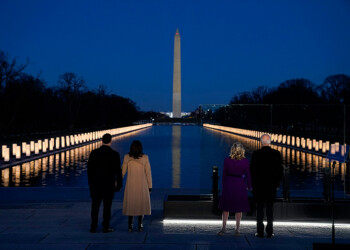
left=91, top=197, right=113, bottom=230
left=256, top=201, right=274, bottom=236
left=128, top=216, right=143, bottom=226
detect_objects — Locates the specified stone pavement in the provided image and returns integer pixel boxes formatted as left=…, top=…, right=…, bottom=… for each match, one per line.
left=0, top=188, right=349, bottom=249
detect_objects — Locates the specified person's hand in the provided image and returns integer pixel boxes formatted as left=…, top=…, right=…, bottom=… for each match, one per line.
left=149, top=188, right=152, bottom=194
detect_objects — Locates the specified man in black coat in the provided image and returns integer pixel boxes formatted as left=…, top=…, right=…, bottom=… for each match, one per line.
left=250, top=134, right=283, bottom=238
left=87, top=133, right=122, bottom=233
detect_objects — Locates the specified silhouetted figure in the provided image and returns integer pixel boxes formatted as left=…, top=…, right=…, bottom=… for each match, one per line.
left=87, top=133, right=122, bottom=233
left=250, top=134, right=283, bottom=238
left=217, top=143, right=252, bottom=236
left=122, top=140, right=152, bottom=232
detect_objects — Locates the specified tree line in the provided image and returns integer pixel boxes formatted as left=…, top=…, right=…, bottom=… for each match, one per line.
left=229, top=76, right=350, bottom=105
left=213, top=76, right=350, bottom=144
left=0, top=50, right=142, bottom=141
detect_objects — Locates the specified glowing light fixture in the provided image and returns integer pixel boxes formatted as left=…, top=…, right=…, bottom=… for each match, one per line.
left=162, top=219, right=350, bottom=229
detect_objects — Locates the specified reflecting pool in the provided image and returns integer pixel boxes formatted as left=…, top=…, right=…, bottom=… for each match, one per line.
left=1, top=125, right=349, bottom=199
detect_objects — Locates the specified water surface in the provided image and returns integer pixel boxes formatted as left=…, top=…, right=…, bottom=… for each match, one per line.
left=1, top=125, right=349, bottom=199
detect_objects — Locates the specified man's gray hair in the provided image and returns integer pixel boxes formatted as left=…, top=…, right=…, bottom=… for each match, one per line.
left=260, top=134, right=271, bottom=145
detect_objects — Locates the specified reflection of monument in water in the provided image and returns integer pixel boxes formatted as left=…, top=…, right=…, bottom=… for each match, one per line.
left=172, top=126, right=181, bottom=188
left=172, top=28, right=182, bottom=118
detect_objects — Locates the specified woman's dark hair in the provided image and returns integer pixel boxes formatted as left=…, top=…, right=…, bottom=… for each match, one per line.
left=129, top=140, right=143, bottom=159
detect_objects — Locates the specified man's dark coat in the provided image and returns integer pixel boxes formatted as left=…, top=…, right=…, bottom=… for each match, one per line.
left=250, top=146, right=283, bottom=202
left=87, top=145, right=122, bottom=199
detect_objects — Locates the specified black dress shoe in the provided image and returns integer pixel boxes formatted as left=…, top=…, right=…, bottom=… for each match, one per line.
left=255, top=233, right=264, bottom=238
left=89, top=228, right=97, bottom=233
left=103, top=228, right=114, bottom=233
left=138, top=224, right=143, bottom=232
left=266, top=233, right=274, bottom=238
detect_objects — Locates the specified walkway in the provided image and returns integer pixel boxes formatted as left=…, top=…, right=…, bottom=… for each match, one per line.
left=0, top=188, right=349, bottom=249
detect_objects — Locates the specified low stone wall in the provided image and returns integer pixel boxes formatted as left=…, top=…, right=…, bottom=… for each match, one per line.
left=164, top=194, right=350, bottom=222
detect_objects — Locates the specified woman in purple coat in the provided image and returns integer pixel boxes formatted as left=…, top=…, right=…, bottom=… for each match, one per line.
left=218, top=143, right=252, bottom=236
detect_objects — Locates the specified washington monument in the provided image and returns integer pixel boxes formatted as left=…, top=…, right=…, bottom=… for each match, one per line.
left=172, top=28, right=181, bottom=118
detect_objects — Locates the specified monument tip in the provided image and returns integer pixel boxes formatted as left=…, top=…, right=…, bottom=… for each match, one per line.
left=175, top=28, right=179, bottom=35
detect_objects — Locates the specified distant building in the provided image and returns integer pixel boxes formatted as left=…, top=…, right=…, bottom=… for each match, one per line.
left=162, top=112, right=190, bottom=118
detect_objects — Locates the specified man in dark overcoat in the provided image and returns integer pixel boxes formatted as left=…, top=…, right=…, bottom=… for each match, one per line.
left=87, top=133, right=122, bottom=233
left=250, top=134, right=283, bottom=238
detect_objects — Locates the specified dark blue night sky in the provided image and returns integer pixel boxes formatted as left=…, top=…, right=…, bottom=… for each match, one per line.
left=1, top=0, right=350, bottom=112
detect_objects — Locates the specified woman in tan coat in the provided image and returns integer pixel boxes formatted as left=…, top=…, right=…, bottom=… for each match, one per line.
left=122, top=140, right=152, bottom=232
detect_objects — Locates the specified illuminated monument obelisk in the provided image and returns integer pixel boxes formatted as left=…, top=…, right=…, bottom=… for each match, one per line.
left=172, top=28, right=181, bottom=118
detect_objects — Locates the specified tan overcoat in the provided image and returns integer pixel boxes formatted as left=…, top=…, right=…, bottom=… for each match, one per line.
left=122, top=154, right=152, bottom=216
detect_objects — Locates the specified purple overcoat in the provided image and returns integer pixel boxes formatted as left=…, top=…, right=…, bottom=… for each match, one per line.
left=218, top=157, right=252, bottom=213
